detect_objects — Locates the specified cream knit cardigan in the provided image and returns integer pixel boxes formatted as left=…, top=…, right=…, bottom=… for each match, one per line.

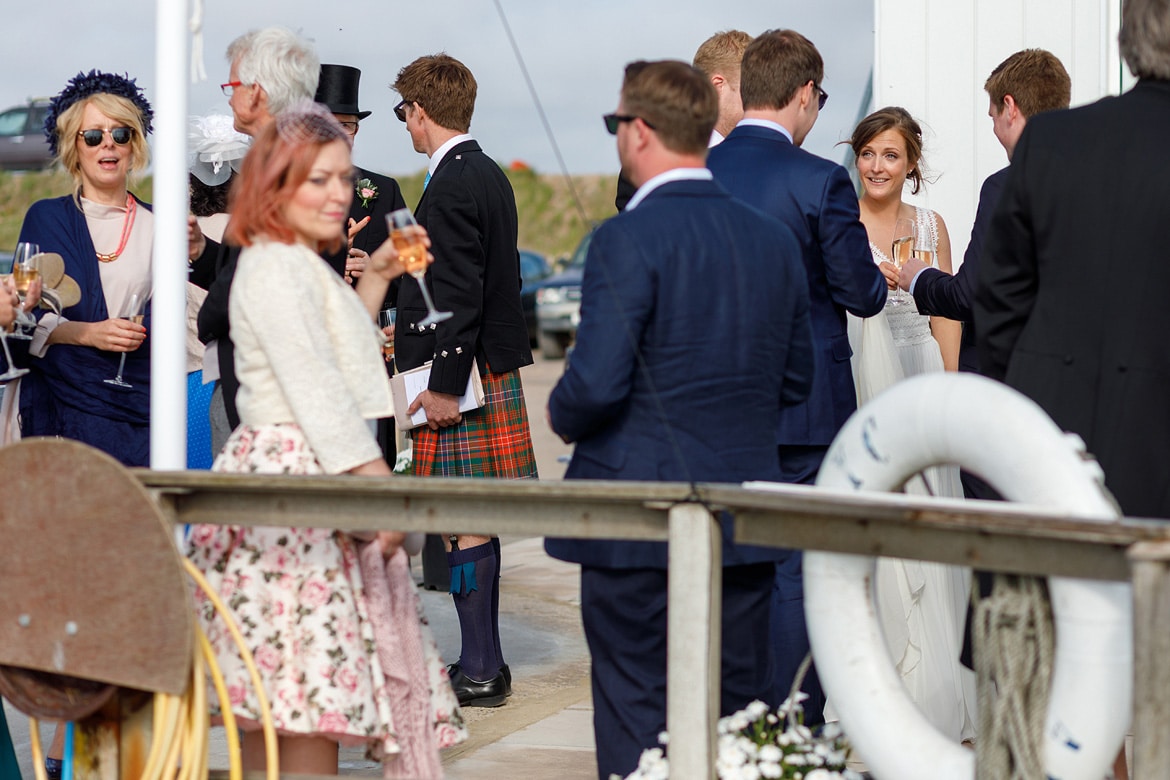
left=230, top=241, right=393, bottom=474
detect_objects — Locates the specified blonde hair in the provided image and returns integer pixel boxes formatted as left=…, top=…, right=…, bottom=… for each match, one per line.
left=56, top=93, right=150, bottom=188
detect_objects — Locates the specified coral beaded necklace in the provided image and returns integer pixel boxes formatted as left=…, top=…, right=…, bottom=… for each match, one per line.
left=95, top=194, right=138, bottom=263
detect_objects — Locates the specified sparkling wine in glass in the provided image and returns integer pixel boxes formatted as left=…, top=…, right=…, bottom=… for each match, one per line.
left=888, top=217, right=916, bottom=307
left=387, top=208, right=451, bottom=327
left=378, top=307, right=397, bottom=363
left=8, top=243, right=40, bottom=340
left=104, top=293, right=146, bottom=388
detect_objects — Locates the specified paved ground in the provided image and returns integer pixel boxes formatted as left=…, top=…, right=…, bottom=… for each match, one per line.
left=5, top=355, right=601, bottom=779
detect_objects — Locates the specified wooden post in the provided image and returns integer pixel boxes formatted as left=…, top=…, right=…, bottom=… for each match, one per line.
left=1129, top=541, right=1170, bottom=779
left=667, top=503, right=721, bottom=780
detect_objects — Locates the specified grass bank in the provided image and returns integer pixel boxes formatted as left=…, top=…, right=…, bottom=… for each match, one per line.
left=0, top=167, right=617, bottom=263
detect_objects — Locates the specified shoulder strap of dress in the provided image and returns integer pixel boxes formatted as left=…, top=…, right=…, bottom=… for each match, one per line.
left=915, top=206, right=939, bottom=252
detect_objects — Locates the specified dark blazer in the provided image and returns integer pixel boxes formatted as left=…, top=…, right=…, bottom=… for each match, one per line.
left=708, top=124, right=886, bottom=447
left=349, top=167, right=406, bottom=311
left=544, top=177, right=815, bottom=569
left=975, top=79, right=1170, bottom=519
left=913, top=167, right=1007, bottom=373
left=397, top=139, right=532, bottom=393
left=349, top=167, right=406, bottom=255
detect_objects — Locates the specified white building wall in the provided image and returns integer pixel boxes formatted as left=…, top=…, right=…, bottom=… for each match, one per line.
left=872, top=0, right=1130, bottom=265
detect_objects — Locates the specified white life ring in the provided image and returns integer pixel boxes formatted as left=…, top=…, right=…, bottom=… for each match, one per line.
left=803, top=373, right=1131, bottom=780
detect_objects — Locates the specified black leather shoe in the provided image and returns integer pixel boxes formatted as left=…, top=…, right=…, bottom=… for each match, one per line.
left=448, top=662, right=512, bottom=696
left=449, top=666, right=507, bottom=707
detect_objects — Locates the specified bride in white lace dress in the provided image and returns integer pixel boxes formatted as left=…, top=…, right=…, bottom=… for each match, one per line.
left=844, top=107, right=976, bottom=744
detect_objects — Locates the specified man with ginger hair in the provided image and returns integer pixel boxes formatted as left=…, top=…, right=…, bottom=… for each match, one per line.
left=391, top=52, right=537, bottom=709
left=693, top=29, right=753, bottom=145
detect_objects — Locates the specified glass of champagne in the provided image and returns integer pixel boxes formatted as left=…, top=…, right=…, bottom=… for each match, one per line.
left=9, top=243, right=40, bottom=340
left=104, top=293, right=146, bottom=388
left=888, top=217, right=915, bottom=307
left=378, top=307, right=397, bottom=364
left=387, top=208, right=451, bottom=327
left=0, top=268, right=29, bottom=381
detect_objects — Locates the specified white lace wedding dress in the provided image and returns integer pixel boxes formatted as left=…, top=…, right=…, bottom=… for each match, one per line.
left=843, top=206, right=977, bottom=743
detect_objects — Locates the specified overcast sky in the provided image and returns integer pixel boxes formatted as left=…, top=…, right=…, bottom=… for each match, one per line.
left=2, top=0, right=873, bottom=176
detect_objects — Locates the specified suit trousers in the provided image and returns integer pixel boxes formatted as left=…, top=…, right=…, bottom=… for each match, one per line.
left=772, top=444, right=829, bottom=725
left=580, top=563, right=774, bottom=780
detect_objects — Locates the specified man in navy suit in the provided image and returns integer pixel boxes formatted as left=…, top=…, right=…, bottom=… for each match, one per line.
left=545, top=59, right=814, bottom=779
left=707, top=28, right=887, bottom=723
left=897, top=49, right=1070, bottom=374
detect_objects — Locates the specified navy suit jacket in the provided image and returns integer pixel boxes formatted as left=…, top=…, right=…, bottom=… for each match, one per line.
left=544, top=177, right=815, bottom=569
left=397, top=139, right=533, bottom=393
left=708, top=125, right=886, bottom=447
left=912, top=167, right=1006, bottom=373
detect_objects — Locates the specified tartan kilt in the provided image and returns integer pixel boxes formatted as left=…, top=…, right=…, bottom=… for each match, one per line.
left=411, top=367, right=538, bottom=479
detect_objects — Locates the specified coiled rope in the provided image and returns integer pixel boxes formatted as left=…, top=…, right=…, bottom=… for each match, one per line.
left=974, top=574, right=1055, bottom=780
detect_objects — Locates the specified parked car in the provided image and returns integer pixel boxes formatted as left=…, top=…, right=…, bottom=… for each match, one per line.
left=535, top=228, right=594, bottom=359
left=0, top=99, right=53, bottom=171
left=518, top=249, right=552, bottom=346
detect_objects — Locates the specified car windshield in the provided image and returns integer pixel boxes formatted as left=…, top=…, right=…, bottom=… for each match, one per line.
left=0, top=109, right=29, bottom=136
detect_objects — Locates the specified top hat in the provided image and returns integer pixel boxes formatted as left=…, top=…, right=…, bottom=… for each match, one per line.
left=315, top=64, right=371, bottom=119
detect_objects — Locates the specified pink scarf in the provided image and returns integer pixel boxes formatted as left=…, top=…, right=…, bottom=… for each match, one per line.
left=359, top=543, right=444, bottom=779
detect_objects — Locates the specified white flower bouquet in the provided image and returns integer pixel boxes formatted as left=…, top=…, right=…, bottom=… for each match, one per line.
left=621, top=694, right=863, bottom=780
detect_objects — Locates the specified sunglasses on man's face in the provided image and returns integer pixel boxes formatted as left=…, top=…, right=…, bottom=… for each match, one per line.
left=78, top=127, right=133, bottom=147
left=393, top=100, right=409, bottom=123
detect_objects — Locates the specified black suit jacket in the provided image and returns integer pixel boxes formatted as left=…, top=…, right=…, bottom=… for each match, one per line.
left=912, top=167, right=1006, bottom=373
left=975, top=79, right=1170, bottom=518
left=397, top=139, right=532, bottom=394
left=349, top=167, right=407, bottom=310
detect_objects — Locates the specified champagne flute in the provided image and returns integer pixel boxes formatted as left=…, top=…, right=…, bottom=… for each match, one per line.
left=378, top=307, right=397, bottom=364
left=387, top=208, right=451, bottom=327
left=888, top=217, right=915, bottom=307
left=0, top=272, right=28, bottom=382
left=9, top=243, right=40, bottom=340
left=104, top=293, right=146, bottom=388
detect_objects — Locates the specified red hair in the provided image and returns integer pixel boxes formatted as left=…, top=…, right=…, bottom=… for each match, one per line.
left=224, top=121, right=345, bottom=254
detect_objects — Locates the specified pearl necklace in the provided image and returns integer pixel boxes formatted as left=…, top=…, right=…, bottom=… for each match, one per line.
left=95, top=194, right=138, bottom=263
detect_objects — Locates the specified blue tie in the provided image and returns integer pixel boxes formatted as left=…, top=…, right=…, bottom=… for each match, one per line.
left=423, top=171, right=431, bottom=190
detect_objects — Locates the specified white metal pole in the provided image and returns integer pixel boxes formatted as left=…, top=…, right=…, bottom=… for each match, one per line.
left=151, top=0, right=190, bottom=470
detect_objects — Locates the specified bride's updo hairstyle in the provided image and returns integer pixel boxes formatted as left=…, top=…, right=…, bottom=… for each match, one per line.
left=848, top=106, right=926, bottom=195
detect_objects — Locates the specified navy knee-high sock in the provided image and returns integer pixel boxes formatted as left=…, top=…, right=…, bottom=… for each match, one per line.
left=490, top=536, right=505, bottom=666
left=448, top=541, right=501, bottom=681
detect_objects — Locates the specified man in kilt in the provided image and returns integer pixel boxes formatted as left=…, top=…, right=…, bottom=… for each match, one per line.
left=392, top=53, right=538, bottom=708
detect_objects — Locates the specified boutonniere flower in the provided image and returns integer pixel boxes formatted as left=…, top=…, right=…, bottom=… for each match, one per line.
left=355, top=177, right=379, bottom=208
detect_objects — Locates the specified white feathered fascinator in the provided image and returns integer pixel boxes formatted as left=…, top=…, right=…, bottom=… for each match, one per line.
left=188, top=114, right=251, bottom=186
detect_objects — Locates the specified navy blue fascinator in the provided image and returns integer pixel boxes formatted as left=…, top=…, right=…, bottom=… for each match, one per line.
left=44, top=70, right=154, bottom=156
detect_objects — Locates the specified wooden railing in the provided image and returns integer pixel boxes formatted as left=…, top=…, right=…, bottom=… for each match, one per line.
left=133, top=470, right=1170, bottom=780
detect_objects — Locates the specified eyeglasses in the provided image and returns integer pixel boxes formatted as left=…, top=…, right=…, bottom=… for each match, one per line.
left=603, top=113, right=656, bottom=135
left=220, top=81, right=250, bottom=97
left=338, top=121, right=359, bottom=136
left=393, top=100, right=410, bottom=123
left=812, top=82, right=829, bottom=110
left=77, top=127, right=133, bottom=147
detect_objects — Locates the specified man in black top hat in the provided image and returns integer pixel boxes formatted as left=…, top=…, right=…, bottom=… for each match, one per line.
left=315, top=63, right=410, bottom=476
left=315, top=64, right=407, bottom=270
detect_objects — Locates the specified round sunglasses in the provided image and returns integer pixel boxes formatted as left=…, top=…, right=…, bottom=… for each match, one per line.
left=77, top=127, right=134, bottom=147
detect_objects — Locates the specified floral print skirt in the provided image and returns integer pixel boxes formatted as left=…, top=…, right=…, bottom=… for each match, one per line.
left=185, top=423, right=465, bottom=757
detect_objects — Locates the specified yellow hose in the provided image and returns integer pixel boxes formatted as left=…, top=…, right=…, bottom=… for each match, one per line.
left=28, top=718, right=46, bottom=780
left=200, top=626, right=242, bottom=780
left=23, top=556, right=282, bottom=780
left=183, top=557, right=279, bottom=780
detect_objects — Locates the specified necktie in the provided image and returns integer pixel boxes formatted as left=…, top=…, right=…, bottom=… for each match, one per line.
left=423, top=171, right=431, bottom=190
